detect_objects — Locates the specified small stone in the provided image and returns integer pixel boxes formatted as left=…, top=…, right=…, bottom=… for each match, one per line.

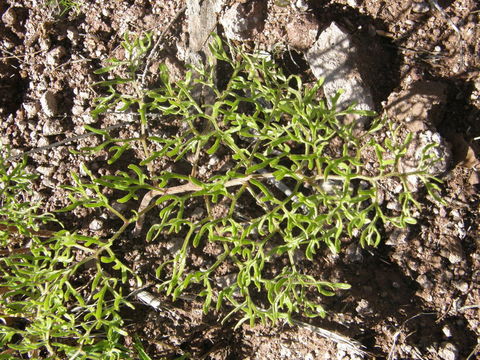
left=294, top=0, right=309, bottom=12
left=2, top=7, right=17, bottom=28
left=89, top=219, right=104, bottom=232
left=220, top=0, right=267, bottom=41
left=453, top=281, right=468, bottom=293
left=208, top=155, right=219, bottom=167
left=40, top=91, right=58, bottom=117
left=417, top=274, right=433, bottom=289
left=42, top=120, right=63, bottom=136
left=306, top=22, right=374, bottom=116
left=355, top=299, right=372, bottom=315
left=46, top=46, right=66, bottom=66
left=23, top=102, right=40, bottom=119
left=81, top=112, right=96, bottom=125
left=438, top=342, right=458, bottom=360
left=448, top=252, right=463, bottom=265
left=72, top=104, right=84, bottom=116
left=37, top=166, right=55, bottom=177
left=386, top=201, right=401, bottom=211
left=66, top=27, right=79, bottom=43
left=37, top=136, right=49, bottom=147
left=345, top=243, right=363, bottom=263
left=442, top=325, right=452, bottom=338
left=412, top=2, right=430, bottom=14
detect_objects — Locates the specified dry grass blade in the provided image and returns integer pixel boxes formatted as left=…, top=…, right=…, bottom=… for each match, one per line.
left=291, top=318, right=369, bottom=357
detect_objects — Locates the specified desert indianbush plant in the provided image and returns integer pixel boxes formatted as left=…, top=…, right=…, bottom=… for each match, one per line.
left=78, top=33, right=445, bottom=326
left=0, top=31, right=445, bottom=358
left=0, top=149, right=142, bottom=359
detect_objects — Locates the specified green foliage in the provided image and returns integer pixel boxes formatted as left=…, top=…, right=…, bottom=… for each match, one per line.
left=0, top=149, right=140, bottom=359
left=0, top=31, right=445, bottom=358
left=83, top=33, right=444, bottom=326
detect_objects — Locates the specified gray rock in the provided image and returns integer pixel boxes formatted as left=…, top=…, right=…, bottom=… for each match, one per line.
left=345, top=243, right=363, bottom=263
left=2, top=7, right=17, bottom=28
left=23, top=102, right=40, bottom=119
left=400, top=130, right=451, bottom=191
left=37, top=166, right=55, bottom=177
left=187, top=0, right=225, bottom=53
left=42, top=120, right=63, bottom=136
left=453, top=281, right=468, bottom=293
left=306, top=22, right=374, bottom=114
left=417, top=274, right=433, bottom=289
left=438, top=342, right=458, bottom=360
left=46, top=46, right=66, bottom=66
left=220, top=0, right=267, bottom=41
left=412, top=2, right=430, bottom=13
left=89, top=219, right=104, bottom=232
left=40, top=91, right=58, bottom=117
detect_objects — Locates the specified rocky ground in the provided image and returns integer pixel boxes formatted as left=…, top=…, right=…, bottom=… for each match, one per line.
left=1, top=0, right=479, bottom=359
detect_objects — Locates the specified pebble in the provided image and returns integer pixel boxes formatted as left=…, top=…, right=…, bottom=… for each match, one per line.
left=355, top=299, right=373, bottom=315
left=452, top=281, right=468, bottom=293
left=417, top=274, right=433, bottom=289
left=220, top=1, right=267, bottom=41
left=40, top=91, right=58, bottom=117
left=448, top=252, right=463, bottom=265
left=46, top=46, right=66, bottom=66
left=2, top=7, right=17, bottom=28
left=72, top=104, right=85, bottom=116
left=23, top=102, right=40, bottom=119
left=438, top=342, right=458, bottom=360
left=37, top=166, right=55, bottom=177
left=412, top=1, right=430, bottom=14
left=442, top=325, right=452, bottom=338
left=89, top=219, right=104, bottom=231
left=295, top=0, right=309, bottom=11
left=345, top=243, right=363, bottom=263
left=42, top=120, right=63, bottom=136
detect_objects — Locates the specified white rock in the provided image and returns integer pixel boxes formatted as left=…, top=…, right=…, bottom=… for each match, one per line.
left=355, top=299, right=372, bottom=315
left=448, top=252, right=463, bottom=265
left=220, top=1, right=266, bottom=41
left=46, top=46, right=66, bottom=66
left=23, top=102, right=40, bottom=119
left=412, top=2, right=430, bottom=13
left=453, top=281, right=468, bottom=293
left=42, top=120, right=63, bottom=136
left=72, top=104, right=84, bottom=116
left=37, top=166, right=55, bottom=177
left=295, top=0, right=309, bottom=11
left=416, top=274, right=433, bottom=289
left=40, top=91, right=58, bottom=117
left=438, top=342, right=458, bottom=360
left=400, top=130, right=450, bottom=191
left=89, top=219, right=104, bottom=231
left=442, top=325, right=452, bottom=338
left=347, top=0, right=358, bottom=7
left=306, top=22, right=374, bottom=114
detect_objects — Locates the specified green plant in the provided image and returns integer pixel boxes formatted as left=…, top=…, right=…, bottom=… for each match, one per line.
left=79, top=33, right=443, bottom=327
left=0, top=30, right=445, bottom=358
left=0, top=148, right=141, bottom=359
